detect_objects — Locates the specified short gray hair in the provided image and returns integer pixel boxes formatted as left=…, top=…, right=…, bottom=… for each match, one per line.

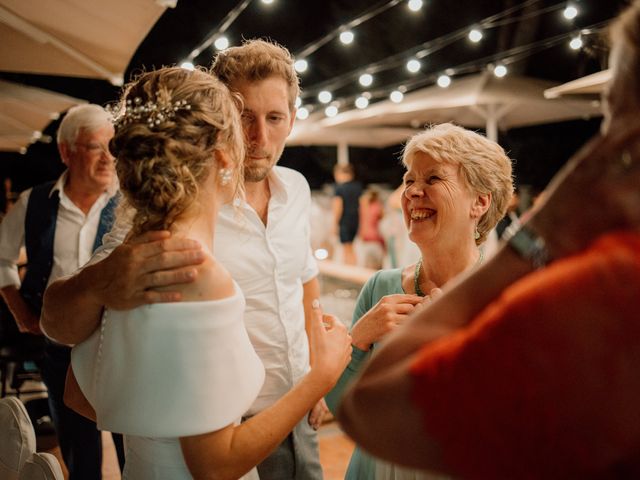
left=402, top=123, right=514, bottom=245
left=56, top=104, right=113, bottom=150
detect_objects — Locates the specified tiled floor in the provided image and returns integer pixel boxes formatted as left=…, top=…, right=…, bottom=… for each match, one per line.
left=46, top=421, right=354, bottom=480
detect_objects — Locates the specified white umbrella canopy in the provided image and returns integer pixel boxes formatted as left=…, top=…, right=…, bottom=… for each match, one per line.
left=0, top=0, right=171, bottom=86
left=288, top=123, right=420, bottom=148
left=544, top=69, right=611, bottom=98
left=304, top=71, right=603, bottom=143
left=0, top=80, right=85, bottom=152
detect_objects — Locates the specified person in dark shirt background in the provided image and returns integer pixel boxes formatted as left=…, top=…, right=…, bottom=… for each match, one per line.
left=332, top=163, right=362, bottom=265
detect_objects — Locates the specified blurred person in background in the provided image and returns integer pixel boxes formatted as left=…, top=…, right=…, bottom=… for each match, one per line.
left=333, top=163, right=363, bottom=265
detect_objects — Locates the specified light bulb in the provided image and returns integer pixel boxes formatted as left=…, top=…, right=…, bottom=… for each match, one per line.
left=355, top=96, right=369, bottom=109
left=468, top=29, right=483, bottom=43
left=493, top=64, right=508, bottom=78
left=296, top=107, right=309, bottom=120
left=563, top=5, right=578, bottom=20
left=294, top=59, right=308, bottom=73
left=569, top=36, right=583, bottom=50
left=339, top=31, right=354, bottom=45
left=325, top=105, right=338, bottom=117
left=408, top=0, right=423, bottom=12
left=318, top=91, right=332, bottom=104
left=406, top=59, right=421, bottom=73
left=214, top=36, right=229, bottom=50
left=359, top=73, right=373, bottom=87
left=437, top=74, right=451, bottom=88
left=390, top=90, right=404, bottom=103
left=180, top=61, right=195, bottom=71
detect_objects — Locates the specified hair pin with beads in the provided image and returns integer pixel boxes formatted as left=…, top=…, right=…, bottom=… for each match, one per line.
left=109, top=97, right=191, bottom=129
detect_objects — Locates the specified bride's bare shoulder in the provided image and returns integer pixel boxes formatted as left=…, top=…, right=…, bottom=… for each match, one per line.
left=180, top=255, right=236, bottom=302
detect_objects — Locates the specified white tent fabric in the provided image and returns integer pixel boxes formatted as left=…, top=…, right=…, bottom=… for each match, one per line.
left=544, top=70, right=611, bottom=98
left=0, top=0, right=170, bottom=85
left=0, top=80, right=85, bottom=152
left=288, top=72, right=603, bottom=148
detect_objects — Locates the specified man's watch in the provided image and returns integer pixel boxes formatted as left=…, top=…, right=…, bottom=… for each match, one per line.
left=503, top=220, right=550, bottom=269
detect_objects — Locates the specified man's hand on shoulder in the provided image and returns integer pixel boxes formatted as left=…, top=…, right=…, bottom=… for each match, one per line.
left=93, top=230, right=206, bottom=310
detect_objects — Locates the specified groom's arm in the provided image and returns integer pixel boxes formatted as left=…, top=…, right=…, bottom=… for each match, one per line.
left=41, top=231, right=205, bottom=344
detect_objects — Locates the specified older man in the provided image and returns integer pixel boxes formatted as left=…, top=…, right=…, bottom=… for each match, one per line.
left=0, top=104, right=122, bottom=479
left=42, top=41, right=325, bottom=480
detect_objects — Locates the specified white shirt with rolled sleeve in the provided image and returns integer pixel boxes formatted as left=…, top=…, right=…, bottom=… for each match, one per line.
left=0, top=172, right=117, bottom=290
left=94, top=166, right=318, bottom=414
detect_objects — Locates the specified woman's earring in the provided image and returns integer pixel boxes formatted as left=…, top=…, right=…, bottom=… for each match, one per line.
left=219, top=168, right=233, bottom=186
left=474, top=227, right=481, bottom=240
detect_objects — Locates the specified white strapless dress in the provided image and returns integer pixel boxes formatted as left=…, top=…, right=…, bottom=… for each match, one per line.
left=72, top=283, right=264, bottom=479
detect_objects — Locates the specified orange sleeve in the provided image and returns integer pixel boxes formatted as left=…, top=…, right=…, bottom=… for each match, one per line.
left=409, top=232, right=640, bottom=479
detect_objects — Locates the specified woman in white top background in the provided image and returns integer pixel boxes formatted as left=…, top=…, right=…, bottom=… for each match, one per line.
left=69, top=66, right=352, bottom=480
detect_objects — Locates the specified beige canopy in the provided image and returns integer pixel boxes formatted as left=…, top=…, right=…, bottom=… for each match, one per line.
left=544, top=70, right=611, bottom=98
left=288, top=72, right=604, bottom=152
left=0, top=0, right=171, bottom=85
left=0, top=80, right=86, bottom=153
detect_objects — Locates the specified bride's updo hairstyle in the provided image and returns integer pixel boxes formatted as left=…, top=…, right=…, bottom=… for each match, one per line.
left=110, top=67, right=244, bottom=235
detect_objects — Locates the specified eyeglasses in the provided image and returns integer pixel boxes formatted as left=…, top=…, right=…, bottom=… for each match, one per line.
left=75, top=142, right=113, bottom=157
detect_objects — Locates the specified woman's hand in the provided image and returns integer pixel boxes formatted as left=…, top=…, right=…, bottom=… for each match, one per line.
left=351, top=294, right=423, bottom=351
left=307, top=303, right=352, bottom=393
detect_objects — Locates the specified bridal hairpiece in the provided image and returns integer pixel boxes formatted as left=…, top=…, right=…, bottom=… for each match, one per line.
left=109, top=97, right=191, bottom=129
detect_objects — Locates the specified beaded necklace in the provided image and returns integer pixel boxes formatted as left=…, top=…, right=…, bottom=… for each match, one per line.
left=414, top=249, right=485, bottom=297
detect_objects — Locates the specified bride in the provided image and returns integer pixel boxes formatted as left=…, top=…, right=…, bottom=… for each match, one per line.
left=70, top=66, right=351, bottom=479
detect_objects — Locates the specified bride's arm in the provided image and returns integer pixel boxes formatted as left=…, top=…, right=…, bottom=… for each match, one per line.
left=179, top=312, right=352, bottom=480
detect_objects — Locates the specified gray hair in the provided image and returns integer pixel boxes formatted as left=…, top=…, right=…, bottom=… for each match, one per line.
left=402, top=123, right=514, bottom=245
left=56, top=104, right=113, bottom=150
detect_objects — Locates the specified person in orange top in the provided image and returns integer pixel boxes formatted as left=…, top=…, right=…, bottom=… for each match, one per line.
left=338, top=1, right=640, bottom=478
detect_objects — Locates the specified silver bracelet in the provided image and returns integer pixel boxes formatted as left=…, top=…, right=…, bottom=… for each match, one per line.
left=503, top=219, right=549, bottom=269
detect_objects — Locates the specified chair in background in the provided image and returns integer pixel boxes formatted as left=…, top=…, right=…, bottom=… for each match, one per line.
left=19, top=453, right=64, bottom=480
left=0, top=397, right=62, bottom=480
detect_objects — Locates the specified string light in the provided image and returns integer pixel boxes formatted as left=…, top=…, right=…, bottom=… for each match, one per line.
left=180, top=61, right=195, bottom=71
left=563, top=5, right=578, bottom=20
left=187, top=0, right=604, bottom=119
left=318, top=91, right=333, bottom=103
left=390, top=90, right=404, bottom=103
left=493, top=64, right=508, bottom=77
left=407, top=0, right=423, bottom=12
left=261, top=0, right=274, bottom=4
left=406, top=59, right=421, bottom=73
left=325, top=105, right=339, bottom=117
left=297, top=107, right=309, bottom=119
left=339, top=30, right=355, bottom=45
left=298, top=0, right=560, bottom=102
left=359, top=73, right=373, bottom=86
left=214, top=36, right=229, bottom=50
left=437, top=74, right=451, bottom=88
left=355, top=96, right=370, bottom=109
left=468, top=28, right=483, bottom=43
left=569, top=36, right=583, bottom=50
left=294, top=59, right=308, bottom=73
left=295, top=97, right=302, bottom=108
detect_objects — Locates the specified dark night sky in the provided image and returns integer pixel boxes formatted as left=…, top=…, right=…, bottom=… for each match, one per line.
left=0, top=0, right=627, bottom=201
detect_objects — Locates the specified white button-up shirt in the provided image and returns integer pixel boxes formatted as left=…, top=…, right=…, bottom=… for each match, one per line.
left=0, top=172, right=118, bottom=289
left=95, top=166, right=318, bottom=414
left=216, top=166, right=318, bottom=414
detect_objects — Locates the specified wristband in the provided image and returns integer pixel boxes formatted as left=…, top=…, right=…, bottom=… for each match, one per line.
left=503, top=220, right=549, bottom=269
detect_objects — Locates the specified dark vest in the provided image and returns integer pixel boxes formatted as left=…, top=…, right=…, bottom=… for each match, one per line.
left=20, top=180, right=118, bottom=314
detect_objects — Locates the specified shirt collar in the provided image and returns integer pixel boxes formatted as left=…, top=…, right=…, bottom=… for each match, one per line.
left=266, top=166, right=288, bottom=204
left=49, top=170, right=119, bottom=198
